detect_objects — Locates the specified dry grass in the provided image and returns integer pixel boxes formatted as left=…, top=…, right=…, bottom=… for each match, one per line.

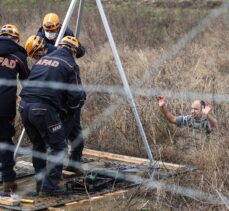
left=1, top=0, right=229, bottom=209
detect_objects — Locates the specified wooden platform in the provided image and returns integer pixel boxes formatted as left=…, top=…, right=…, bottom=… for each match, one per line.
left=0, top=149, right=194, bottom=211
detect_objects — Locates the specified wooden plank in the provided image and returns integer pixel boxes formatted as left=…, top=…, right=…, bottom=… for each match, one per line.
left=0, top=197, right=20, bottom=206
left=62, top=170, right=76, bottom=178
left=20, top=199, right=34, bottom=204
left=65, top=189, right=128, bottom=206
left=83, top=149, right=185, bottom=170
left=48, top=207, right=65, bottom=211
left=0, top=197, right=33, bottom=206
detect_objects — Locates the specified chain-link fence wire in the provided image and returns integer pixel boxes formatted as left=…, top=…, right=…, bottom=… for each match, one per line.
left=1, top=142, right=229, bottom=209
left=1, top=2, right=229, bottom=208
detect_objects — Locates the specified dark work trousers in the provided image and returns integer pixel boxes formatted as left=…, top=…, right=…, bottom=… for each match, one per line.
left=0, top=117, right=16, bottom=182
left=63, top=107, right=84, bottom=164
left=19, top=101, right=67, bottom=190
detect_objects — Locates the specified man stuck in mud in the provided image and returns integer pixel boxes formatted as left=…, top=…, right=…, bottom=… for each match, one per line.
left=156, top=96, right=218, bottom=143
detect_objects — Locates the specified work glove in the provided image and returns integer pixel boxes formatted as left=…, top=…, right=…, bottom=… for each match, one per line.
left=76, top=42, right=86, bottom=58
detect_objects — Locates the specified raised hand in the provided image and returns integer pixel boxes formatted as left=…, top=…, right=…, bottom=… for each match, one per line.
left=202, top=101, right=212, bottom=115
left=156, top=96, right=166, bottom=108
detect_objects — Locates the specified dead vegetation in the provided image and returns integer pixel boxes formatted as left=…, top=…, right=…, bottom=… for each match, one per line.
left=103, top=0, right=224, bottom=9
left=0, top=0, right=229, bottom=210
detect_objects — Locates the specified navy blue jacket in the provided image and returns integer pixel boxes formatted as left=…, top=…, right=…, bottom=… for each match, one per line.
left=20, top=47, right=83, bottom=112
left=0, top=36, right=30, bottom=117
left=47, top=43, right=57, bottom=54
left=37, top=24, right=86, bottom=58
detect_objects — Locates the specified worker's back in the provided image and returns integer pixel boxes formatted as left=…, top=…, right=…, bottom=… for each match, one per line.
left=20, top=47, right=81, bottom=112
left=0, top=36, right=29, bottom=117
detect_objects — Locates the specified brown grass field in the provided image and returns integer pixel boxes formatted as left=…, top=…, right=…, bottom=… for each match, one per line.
left=0, top=0, right=229, bottom=210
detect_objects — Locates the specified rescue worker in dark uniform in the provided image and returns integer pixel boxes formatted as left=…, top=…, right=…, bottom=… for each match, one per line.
left=0, top=24, right=30, bottom=193
left=24, top=34, right=86, bottom=174
left=36, top=13, right=85, bottom=57
left=63, top=70, right=86, bottom=173
left=19, top=36, right=83, bottom=196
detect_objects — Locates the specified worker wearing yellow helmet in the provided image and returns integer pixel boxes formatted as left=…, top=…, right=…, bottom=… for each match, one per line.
left=19, top=36, right=86, bottom=195
left=24, top=35, right=86, bottom=176
left=0, top=24, right=30, bottom=193
left=59, top=36, right=86, bottom=174
left=36, top=13, right=72, bottom=44
left=0, top=24, right=20, bottom=43
left=37, top=13, right=86, bottom=58
left=24, top=35, right=56, bottom=60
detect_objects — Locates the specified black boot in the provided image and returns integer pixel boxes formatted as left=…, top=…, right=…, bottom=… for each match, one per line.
left=25, top=181, right=42, bottom=197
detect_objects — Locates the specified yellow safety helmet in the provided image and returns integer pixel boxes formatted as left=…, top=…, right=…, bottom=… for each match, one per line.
left=43, top=13, right=60, bottom=31
left=59, top=36, right=79, bottom=50
left=25, top=35, right=45, bottom=57
left=0, top=24, right=20, bottom=40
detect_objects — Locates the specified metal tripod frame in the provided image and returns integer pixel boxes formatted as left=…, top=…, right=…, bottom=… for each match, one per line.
left=14, top=0, right=155, bottom=166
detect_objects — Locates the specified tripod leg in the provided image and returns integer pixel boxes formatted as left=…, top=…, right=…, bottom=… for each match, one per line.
left=14, top=128, right=25, bottom=161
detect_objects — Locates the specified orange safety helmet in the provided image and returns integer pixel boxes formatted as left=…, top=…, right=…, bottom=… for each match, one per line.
left=43, top=13, right=60, bottom=31
left=59, top=36, right=79, bottom=50
left=0, top=24, right=20, bottom=40
left=25, top=35, right=45, bottom=57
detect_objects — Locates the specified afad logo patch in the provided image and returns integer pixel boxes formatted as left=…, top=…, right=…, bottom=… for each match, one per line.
left=0, top=57, right=16, bottom=69
left=51, top=124, right=62, bottom=132
left=36, top=59, right=59, bottom=67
